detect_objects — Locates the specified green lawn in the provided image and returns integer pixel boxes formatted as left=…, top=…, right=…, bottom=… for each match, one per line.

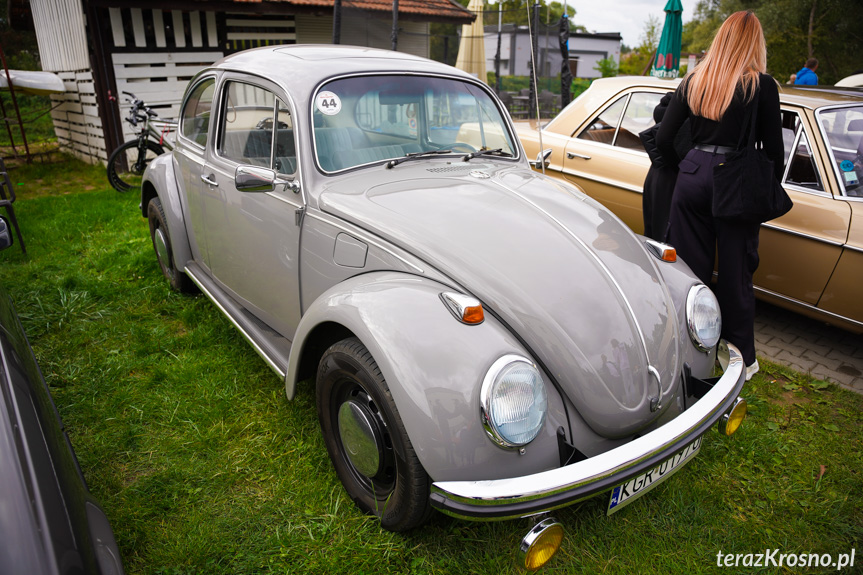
left=0, top=156, right=860, bottom=574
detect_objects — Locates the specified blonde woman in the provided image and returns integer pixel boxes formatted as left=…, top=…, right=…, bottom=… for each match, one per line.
left=656, top=11, right=782, bottom=381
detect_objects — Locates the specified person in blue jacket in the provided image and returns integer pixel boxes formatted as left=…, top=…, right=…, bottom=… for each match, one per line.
left=794, top=58, right=819, bottom=85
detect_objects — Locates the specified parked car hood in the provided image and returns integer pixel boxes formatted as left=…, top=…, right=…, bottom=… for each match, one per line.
left=318, top=162, right=682, bottom=438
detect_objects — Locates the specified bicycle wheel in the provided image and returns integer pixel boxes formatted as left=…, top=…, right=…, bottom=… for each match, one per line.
left=107, top=139, right=165, bottom=192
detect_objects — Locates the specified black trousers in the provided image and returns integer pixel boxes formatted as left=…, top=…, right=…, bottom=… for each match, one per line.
left=667, top=149, right=761, bottom=366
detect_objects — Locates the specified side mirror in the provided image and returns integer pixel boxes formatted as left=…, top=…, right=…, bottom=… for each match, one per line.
left=235, top=165, right=301, bottom=194
left=530, top=148, right=552, bottom=170
left=0, top=216, right=12, bottom=251
left=235, top=165, right=276, bottom=193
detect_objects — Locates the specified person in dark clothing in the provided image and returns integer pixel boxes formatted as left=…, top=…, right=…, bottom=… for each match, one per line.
left=640, top=92, right=692, bottom=241
left=655, top=10, right=783, bottom=381
left=793, top=58, right=818, bottom=85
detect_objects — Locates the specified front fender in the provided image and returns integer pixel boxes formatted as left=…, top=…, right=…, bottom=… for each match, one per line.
left=141, top=153, right=192, bottom=272
left=286, top=272, right=566, bottom=482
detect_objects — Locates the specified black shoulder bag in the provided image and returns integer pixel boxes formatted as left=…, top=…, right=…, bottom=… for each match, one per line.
left=712, top=87, right=793, bottom=224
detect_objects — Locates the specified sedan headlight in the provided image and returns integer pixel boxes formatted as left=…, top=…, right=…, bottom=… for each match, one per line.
left=480, top=356, right=547, bottom=449
left=686, top=284, right=722, bottom=351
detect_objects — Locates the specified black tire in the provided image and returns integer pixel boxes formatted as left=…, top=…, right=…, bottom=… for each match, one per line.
left=108, top=139, right=165, bottom=193
left=147, top=197, right=196, bottom=293
left=317, top=337, right=432, bottom=532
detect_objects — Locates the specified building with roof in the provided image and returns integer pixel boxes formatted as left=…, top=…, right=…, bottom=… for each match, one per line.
left=484, top=24, right=621, bottom=81
left=29, top=0, right=473, bottom=164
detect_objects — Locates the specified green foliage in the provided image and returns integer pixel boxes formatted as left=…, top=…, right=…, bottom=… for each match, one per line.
left=619, top=15, right=661, bottom=76
left=680, top=0, right=863, bottom=84
left=0, top=93, right=57, bottom=147
left=594, top=57, right=619, bottom=78
left=0, top=157, right=861, bottom=573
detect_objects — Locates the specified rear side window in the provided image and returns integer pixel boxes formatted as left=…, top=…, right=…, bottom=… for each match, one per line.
left=181, top=78, right=216, bottom=147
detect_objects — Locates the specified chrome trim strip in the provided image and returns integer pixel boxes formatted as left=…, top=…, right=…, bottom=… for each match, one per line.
left=753, top=285, right=863, bottom=330
left=430, top=343, right=745, bottom=521
left=759, top=222, right=845, bottom=247
left=184, top=266, right=286, bottom=379
left=305, top=210, right=424, bottom=273
left=560, top=167, right=645, bottom=194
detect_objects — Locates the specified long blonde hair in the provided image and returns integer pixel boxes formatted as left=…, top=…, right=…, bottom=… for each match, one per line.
left=684, top=11, right=767, bottom=121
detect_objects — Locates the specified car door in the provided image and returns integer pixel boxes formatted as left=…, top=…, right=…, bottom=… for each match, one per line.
left=175, top=76, right=217, bottom=267
left=561, top=90, right=666, bottom=233
left=201, top=76, right=303, bottom=337
left=755, top=106, right=851, bottom=307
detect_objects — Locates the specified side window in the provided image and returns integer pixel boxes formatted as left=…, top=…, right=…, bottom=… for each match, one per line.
left=218, top=82, right=276, bottom=167
left=615, top=92, right=665, bottom=150
left=785, top=129, right=823, bottom=191
left=577, top=96, right=626, bottom=145
left=180, top=78, right=215, bottom=147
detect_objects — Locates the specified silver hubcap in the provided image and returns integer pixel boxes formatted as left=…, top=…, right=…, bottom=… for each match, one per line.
left=154, top=227, right=170, bottom=270
left=338, top=400, right=381, bottom=478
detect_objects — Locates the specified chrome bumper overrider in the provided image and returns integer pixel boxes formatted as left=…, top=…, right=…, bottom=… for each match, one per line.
left=429, top=342, right=746, bottom=521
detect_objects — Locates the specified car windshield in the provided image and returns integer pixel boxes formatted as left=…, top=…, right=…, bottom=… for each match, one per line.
left=313, top=75, right=516, bottom=172
left=817, top=104, right=863, bottom=196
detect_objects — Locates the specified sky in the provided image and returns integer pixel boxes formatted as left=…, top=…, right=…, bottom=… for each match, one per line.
left=568, top=0, right=698, bottom=48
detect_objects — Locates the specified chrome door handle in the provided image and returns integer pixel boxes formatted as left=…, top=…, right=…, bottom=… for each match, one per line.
left=201, top=174, right=219, bottom=186
left=567, top=152, right=591, bottom=160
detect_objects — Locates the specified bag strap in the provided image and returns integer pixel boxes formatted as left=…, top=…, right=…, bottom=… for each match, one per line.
left=735, top=83, right=761, bottom=150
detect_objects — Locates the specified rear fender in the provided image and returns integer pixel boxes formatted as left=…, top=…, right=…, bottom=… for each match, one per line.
left=141, top=154, right=192, bottom=272
left=286, top=271, right=565, bottom=481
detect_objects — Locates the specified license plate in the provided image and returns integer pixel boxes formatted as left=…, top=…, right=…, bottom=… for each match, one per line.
left=607, top=436, right=702, bottom=515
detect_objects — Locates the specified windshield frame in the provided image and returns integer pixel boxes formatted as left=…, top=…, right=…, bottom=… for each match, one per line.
left=309, top=72, right=520, bottom=175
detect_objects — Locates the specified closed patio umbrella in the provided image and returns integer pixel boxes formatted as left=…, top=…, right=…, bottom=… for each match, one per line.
left=455, top=0, right=487, bottom=84
left=651, top=0, right=683, bottom=79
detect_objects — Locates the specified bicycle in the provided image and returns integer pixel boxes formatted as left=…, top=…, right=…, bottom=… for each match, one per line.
left=107, top=92, right=176, bottom=192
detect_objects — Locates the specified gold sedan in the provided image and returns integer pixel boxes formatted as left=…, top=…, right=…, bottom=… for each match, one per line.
left=516, top=76, right=863, bottom=333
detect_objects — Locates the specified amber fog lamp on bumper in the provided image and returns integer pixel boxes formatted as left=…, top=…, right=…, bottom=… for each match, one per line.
left=719, top=397, right=747, bottom=436
left=440, top=292, right=484, bottom=324
left=519, top=518, right=564, bottom=571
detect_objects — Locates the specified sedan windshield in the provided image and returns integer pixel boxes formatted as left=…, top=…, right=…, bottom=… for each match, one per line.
left=818, top=104, right=863, bottom=196
left=313, top=75, right=516, bottom=172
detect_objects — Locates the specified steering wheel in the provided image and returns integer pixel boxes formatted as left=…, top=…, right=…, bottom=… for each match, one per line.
left=448, top=142, right=477, bottom=153
left=255, top=117, right=289, bottom=130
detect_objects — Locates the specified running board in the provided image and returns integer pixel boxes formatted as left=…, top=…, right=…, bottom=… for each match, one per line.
left=184, top=262, right=292, bottom=379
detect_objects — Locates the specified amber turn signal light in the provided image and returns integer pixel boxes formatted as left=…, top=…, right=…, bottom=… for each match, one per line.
left=440, top=292, right=484, bottom=325
left=644, top=238, right=677, bottom=263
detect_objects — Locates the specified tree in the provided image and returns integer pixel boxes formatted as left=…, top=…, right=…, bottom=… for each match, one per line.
left=594, top=57, right=619, bottom=78
left=619, top=16, right=661, bottom=75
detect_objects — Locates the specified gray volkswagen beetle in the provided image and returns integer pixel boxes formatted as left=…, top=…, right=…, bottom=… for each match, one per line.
left=140, top=45, right=746, bottom=570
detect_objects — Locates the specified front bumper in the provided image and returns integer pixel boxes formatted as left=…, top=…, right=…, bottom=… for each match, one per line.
left=430, top=342, right=746, bottom=521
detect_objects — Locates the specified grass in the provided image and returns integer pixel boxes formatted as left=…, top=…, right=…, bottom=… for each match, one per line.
left=1, top=156, right=861, bottom=574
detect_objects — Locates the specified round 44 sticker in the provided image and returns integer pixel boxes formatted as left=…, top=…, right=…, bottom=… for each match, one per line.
left=316, top=91, right=342, bottom=116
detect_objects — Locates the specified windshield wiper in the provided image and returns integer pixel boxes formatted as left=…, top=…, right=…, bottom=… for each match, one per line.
left=462, top=148, right=513, bottom=162
left=386, top=149, right=452, bottom=169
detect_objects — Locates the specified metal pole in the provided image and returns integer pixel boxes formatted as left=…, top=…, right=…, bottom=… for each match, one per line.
left=494, top=3, right=502, bottom=94
left=391, top=0, right=399, bottom=51
left=333, top=0, right=342, bottom=44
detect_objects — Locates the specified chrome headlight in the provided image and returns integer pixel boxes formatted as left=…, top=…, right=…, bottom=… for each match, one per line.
left=686, top=284, right=722, bottom=351
left=480, top=356, right=548, bottom=449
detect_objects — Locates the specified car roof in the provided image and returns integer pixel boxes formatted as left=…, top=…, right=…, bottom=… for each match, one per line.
left=589, top=75, right=863, bottom=109
left=211, top=44, right=475, bottom=84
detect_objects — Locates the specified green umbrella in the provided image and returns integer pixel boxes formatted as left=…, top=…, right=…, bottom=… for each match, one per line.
left=651, top=0, right=683, bottom=79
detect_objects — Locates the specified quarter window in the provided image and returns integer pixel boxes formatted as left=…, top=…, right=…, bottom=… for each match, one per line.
left=577, top=96, right=626, bottom=145
left=785, top=129, right=823, bottom=191
left=180, top=78, right=216, bottom=147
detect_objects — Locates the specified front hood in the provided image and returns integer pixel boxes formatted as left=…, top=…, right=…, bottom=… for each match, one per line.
left=318, top=162, right=682, bottom=437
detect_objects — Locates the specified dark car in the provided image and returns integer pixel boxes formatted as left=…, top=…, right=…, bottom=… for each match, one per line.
left=0, top=218, right=125, bottom=574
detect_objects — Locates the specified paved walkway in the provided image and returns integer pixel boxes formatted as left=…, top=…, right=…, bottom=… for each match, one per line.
left=753, top=301, right=863, bottom=394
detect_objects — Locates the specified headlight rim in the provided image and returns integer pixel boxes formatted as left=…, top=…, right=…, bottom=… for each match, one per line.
left=480, top=354, right=548, bottom=450
left=686, top=284, right=722, bottom=352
